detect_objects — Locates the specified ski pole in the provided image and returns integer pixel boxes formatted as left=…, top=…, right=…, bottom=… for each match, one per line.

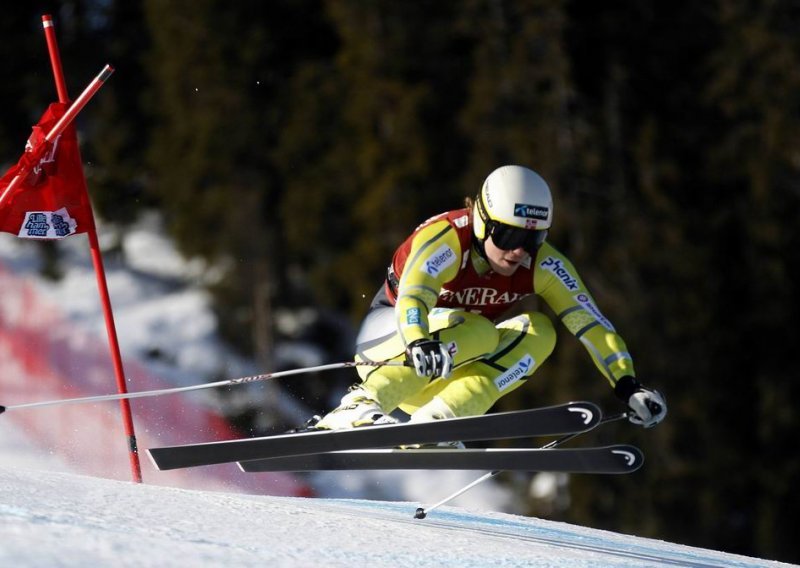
left=0, top=360, right=405, bottom=415
left=413, top=411, right=631, bottom=519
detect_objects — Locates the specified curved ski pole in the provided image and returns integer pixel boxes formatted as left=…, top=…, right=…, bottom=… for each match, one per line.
left=0, top=360, right=406, bottom=415
left=413, top=411, right=631, bottom=519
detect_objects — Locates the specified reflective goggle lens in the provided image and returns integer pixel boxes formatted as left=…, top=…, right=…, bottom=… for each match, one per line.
left=490, top=222, right=547, bottom=253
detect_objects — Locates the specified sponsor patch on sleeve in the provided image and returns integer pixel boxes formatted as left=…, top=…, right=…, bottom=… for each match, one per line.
left=539, top=256, right=580, bottom=291
left=420, top=244, right=457, bottom=277
left=405, top=307, right=421, bottom=326
left=574, top=293, right=615, bottom=331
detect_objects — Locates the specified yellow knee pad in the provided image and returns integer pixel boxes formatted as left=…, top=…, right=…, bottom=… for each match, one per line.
left=494, top=311, right=556, bottom=363
left=355, top=309, right=499, bottom=376
left=402, top=312, right=557, bottom=417
left=431, top=308, right=500, bottom=367
left=354, top=309, right=501, bottom=410
left=359, top=362, right=430, bottom=413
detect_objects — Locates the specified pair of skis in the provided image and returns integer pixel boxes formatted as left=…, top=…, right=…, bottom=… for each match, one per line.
left=146, top=401, right=643, bottom=475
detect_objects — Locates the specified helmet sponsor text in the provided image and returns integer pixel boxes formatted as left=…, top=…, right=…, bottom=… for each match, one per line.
left=514, top=203, right=549, bottom=220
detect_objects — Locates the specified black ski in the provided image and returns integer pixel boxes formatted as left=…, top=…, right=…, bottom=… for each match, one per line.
left=238, top=444, right=644, bottom=473
left=147, top=401, right=600, bottom=471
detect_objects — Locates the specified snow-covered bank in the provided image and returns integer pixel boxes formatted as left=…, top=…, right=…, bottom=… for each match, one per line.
left=0, top=215, right=515, bottom=506
left=3, top=215, right=791, bottom=567
left=0, top=462, right=790, bottom=568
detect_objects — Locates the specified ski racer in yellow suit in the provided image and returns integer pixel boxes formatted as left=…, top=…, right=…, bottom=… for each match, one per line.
left=313, top=165, right=666, bottom=431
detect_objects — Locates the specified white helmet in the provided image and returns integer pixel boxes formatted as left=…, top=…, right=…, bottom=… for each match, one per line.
left=473, top=165, right=552, bottom=252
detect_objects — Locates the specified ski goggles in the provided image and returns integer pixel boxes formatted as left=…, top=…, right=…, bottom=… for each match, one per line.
left=488, top=221, right=548, bottom=254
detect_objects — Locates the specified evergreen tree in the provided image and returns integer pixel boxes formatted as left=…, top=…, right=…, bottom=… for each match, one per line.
left=700, top=0, right=800, bottom=559
left=274, top=1, right=470, bottom=318
left=2, top=1, right=800, bottom=561
left=81, top=1, right=153, bottom=226
left=142, top=0, right=334, bottom=357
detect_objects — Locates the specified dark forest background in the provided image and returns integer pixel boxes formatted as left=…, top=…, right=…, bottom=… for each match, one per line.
left=1, top=1, right=799, bottom=563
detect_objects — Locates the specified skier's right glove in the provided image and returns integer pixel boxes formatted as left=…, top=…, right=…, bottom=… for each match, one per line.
left=615, top=376, right=667, bottom=428
left=405, top=339, right=453, bottom=379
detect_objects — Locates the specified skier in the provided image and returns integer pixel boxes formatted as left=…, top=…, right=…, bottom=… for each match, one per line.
left=310, top=165, right=666, bottom=432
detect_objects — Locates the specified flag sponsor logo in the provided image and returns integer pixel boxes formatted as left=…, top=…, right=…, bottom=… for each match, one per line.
left=18, top=207, right=77, bottom=239
left=0, top=103, right=92, bottom=240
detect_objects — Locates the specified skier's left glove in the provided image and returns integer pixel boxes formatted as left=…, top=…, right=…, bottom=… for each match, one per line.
left=615, top=376, right=667, bottom=428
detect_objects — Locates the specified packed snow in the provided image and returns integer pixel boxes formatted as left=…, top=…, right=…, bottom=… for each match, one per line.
left=0, top=422, right=790, bottom=567
left=0, top=214, right=519, bottom=506
left=0, top=215, right=793, bottom=567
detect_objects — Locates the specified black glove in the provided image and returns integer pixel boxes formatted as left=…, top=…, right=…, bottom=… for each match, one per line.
left=615, top=376, right=667, bottom=428
left=405, top=339, right=453, bottom=379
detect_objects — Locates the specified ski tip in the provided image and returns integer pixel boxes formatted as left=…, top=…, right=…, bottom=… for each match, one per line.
left=612, top=445, right=645, bottom=472
left=414, top=507, right=427, bottom=519
left=567, top=401, right=602, bottom=428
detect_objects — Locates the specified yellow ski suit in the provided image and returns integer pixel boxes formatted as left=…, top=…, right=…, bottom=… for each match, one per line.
left=354, top=208, right=635, bottom=418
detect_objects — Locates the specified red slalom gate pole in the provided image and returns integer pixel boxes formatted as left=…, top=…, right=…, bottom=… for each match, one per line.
left=41, top=14, right=143, bottom=483
left=0, top=64, right=114, bottom=210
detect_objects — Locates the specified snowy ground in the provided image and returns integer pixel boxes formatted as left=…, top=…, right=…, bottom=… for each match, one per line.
left=0, top=217, right=795, bottom=567
left=0, top=438, right=790, bottom=568
left=0, top=213, right=517, bottom=505
left=0, top=407, right=789, bottom=567
left=0, top=409, right=790, bottom=567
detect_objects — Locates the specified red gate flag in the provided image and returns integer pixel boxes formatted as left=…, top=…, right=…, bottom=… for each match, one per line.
left=0, top=102, right=95, bottom=239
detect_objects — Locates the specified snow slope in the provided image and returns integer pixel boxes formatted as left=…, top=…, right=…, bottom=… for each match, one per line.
left=0, top=218, right=792, bottom=567
left=0, top=461, right=790, bottom=568
left=0, top=404, right=789, bottom=567
left=0, top=217, right=518, bottom=506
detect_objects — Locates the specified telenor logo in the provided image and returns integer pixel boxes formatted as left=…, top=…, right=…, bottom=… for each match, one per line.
left=420, top=244, right=457, bottom=277
left=494, top=354, right=535, bottom=392
left=514, top=203, right=549, bottom=220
